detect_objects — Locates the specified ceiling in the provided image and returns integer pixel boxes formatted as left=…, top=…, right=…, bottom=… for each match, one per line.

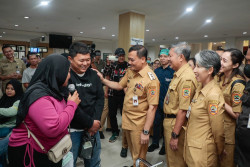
left=0, top=0, right=250, bottom=45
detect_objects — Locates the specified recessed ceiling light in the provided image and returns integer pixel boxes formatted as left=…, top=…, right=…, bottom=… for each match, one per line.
left=204, top=35, right=208, bottom=37
left=112, top=34, right=115, bottom=37
left=206, top=19, right=212, bottom=23
left=3, top=32, right=6, bottom=34
left=152, top=39, right=155, bottom=41
left=175, top=37, right=179, bottom=40
left=186, top=8, right=193, bottom=12
left=0, top=36, right=2, bottom=38
left=80, top=32, right=83, bottom=34
left=14, top=24, right=19, bottom=27
left=101, top=26, right=106, bottom=30
left=40, top=1, right=49, bottom=6
left=214, top=43, right=217, bottom=45
left=146, top=29, right=150, bottom=32
left=41, top=36, right=45, bottom=37
left=243, top=32, right=247, bottom=35
left=24, top=16, right=29, bottom=19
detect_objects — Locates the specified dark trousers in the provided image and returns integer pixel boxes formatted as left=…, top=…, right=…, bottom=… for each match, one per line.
left=152, top=108, right=165, bottom=146
left=108, top=95, right=124, bottom=134
left=8, top=145, right=62, bottom=167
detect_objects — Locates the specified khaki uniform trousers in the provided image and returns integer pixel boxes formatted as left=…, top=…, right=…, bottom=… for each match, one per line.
left=124, top=129, right=148, bottom=167
left=219, top=144, right=235, bottom=167
left=122, top=130, right=128, bottom=148
left=100, top=97, right=111, bottom=131
left=164, top=118, right=187, bottom=167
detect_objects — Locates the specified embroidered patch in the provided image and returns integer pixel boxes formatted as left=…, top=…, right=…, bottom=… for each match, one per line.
left=232, top=93, right=242, bottom=104
left=135, top=83, right=143, bottom=90
left=182, top=88, right=191, bottom=98
left=209, top=104, right=218, bottom=115
left=149, top=89, right=156, bottom=96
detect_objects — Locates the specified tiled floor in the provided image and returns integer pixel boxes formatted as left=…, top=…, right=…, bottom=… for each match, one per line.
left=76, top=114, right=167, bottom=167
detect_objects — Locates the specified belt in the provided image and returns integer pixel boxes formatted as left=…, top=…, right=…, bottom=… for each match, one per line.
left=164, top=114, right=176, bottom=118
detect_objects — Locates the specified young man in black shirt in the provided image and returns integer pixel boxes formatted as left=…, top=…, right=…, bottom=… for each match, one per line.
left=68, top=42, right=104, bottom=167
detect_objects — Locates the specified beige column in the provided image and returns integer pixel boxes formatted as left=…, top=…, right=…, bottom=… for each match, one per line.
left=118, top=12, right=145, bottom=60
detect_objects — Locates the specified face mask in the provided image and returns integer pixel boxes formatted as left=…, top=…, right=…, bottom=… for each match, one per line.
left=244, top=64, right=250, bottom=78
left=147, top=60, right=151, bottom=64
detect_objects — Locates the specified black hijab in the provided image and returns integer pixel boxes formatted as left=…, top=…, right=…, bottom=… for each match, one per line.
left=16, top=54, right=70, bottom=126
left=0, top=79, right=23, bottom=108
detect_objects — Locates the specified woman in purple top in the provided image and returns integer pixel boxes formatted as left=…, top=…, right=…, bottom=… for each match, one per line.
left=8, top=54, right=81, bottom=167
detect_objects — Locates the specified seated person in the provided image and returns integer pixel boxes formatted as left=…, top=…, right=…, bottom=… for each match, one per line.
left=0, top=79, right=23, bottom=166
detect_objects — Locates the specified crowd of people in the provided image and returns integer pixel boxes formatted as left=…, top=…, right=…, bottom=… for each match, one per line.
left=0, top=41, right=249, bottom=167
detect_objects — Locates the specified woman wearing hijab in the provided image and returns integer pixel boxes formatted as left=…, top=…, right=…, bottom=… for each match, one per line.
left=8, top=54, right=81, bottom=167
left=0, top=79, right=23, bottom=166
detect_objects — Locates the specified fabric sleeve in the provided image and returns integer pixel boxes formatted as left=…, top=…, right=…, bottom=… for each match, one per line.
left=231, top=83, right=245, bottom=113
left=178, top=79, right=196, bottom=110
left=0, top=100, right=19, bottom=117
left=93, top=75, right=104, bottom=120
left=119, top=70, right=128, bottom=88
left=21, top=70, right=30, bottom=83
left=103, top=64, right=111, bottom=77
left=207, top=93, right=225, bottom=155
left=146, top=79, right=160, bottom=105
left=28, top=97, right=77, bottom=138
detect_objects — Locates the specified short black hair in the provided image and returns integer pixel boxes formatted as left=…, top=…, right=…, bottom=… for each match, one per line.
left=27, top=53, right=38, bottom=59
left=128, top=45, right=147, bottom=59
left=69, top=42, right=89, bottom=58
left=2, top=44, right=13, bottom=51
left=188, top=58, right=196, bottom=66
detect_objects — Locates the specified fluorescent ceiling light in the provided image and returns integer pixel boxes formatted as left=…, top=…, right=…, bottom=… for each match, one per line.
left=80, top=32, right=83, bottom=34
left=101, top=26, right=106, bottom=30
left=24, top=16, right=29, bottom=19
left=0, top=36, right=2, bottom=38
left=243, top=32, right=247, bottom=35
left=41, top=1, right=49, bottom=6
left=204, top=35, right=208, bottom=37
left=175, top=37, right=179, bottom=40
left=186, top=8, right=193, bottom=12
left=112, top=34, right=115, bottom=37
left=14, top=24, right=19, bottom=27
left=146, top=29, right=150, bottom=32
left=152, top=39, right=155, bottom=41
left=206, top=19, right=212, bottom=23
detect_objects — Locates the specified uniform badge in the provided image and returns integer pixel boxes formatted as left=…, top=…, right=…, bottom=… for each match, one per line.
left=182, top=88, right=191, bottom=98
left=232, top=93, right=242, bottom=104
left=209, top=104, right=218, bottom=115
left=165, top=93, right=170, bottom=104
left=149, top=89, right=156, bottom=96
left=148, top=72, right=156, bottom=80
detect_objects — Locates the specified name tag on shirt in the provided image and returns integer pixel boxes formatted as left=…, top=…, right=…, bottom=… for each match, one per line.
left=186, top=106, right=191, bottom=118
left=133, top=95, right=138, bottom=106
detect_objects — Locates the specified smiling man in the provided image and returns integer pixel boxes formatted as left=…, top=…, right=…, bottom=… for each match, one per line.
left=163, top=42, right=197, bottom=167
left=68, top=42, right=104, bottom=167
left=94, top=45, right=160, bottom=166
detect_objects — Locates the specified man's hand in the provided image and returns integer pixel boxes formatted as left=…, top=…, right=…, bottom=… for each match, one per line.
left=141, top=132, right=149, bottom=145
left=170, top=137, right=178, bottom=151
left=92, top=69, right=104, bottom=81
left=88, top=120, right=101, bottom=136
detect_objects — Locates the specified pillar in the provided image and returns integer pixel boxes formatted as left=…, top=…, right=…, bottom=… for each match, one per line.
left=118, top=12, right=145, bottom=60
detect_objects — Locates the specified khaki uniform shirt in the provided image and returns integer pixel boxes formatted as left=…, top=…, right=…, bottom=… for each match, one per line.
left=164, top=63, right=197, bottom=115
left=185, top=80, right=225, bottom=157
left=218, top=75, right=245, bottom=144
left=0, top=58, right=26, bottom=90
left=119, top=65, right=160, bottom=130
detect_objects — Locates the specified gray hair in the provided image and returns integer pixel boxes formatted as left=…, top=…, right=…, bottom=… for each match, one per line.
left=171, top=42, right=191, bottom=61
left=195, top=50, right=221, bottom=77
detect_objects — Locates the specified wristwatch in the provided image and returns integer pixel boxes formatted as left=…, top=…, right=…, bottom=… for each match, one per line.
left=143, top=130, right=149, bottom=135
left=171, top=131, right=180, bottom=139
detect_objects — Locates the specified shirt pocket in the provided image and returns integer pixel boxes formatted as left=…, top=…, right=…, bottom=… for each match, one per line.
left=169, top=85, right=178, bottom=108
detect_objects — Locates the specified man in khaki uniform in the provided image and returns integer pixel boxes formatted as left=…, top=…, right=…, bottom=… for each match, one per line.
left=0, top=45, right=26, bottom=91
left=95, top=45, right=160, bottom=167
left=163, top=42, right=197, bottom=167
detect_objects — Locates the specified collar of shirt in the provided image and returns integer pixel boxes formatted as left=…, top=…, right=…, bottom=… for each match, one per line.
left=200, top=80, right=216, bottom=96
left=174, top=63, right=190, bottom=78
left=136, top=64, right=151, bottom=78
